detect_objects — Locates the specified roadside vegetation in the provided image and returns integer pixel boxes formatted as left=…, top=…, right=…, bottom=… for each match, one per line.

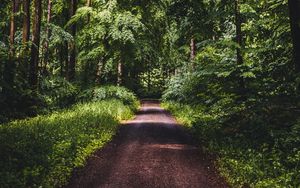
left=1, top=0, right=300, bottom=187
left=160, top=1, right=300, bottom=186
left=163, top=94, right=300, bottom=187
left=0, top=87, right=138, bottom=187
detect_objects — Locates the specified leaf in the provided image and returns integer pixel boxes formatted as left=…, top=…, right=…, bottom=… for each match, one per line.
left=241, top=72, right=256, bottom=78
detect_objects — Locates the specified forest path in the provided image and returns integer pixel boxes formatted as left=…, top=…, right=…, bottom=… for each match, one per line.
left=66, top=100, right=228, bottom=188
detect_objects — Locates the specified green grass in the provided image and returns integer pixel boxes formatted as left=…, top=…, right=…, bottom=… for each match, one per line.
left=162, top=101, right=300, bottom=188
left=161, top=101, right=200, bottom=127
left=0, top=99, right=136, bottom=188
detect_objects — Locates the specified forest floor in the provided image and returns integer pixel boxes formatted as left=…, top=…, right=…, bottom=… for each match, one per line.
left=66, top=100, right=228, bottom=188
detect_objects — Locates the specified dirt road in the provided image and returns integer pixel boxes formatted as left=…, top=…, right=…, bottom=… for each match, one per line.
left=66, top=100, right=228, bottom=188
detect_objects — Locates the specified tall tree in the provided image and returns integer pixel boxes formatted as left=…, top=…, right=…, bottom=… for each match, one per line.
left=22, top=0, right=30, bottom=44
left=68, top=0, right=77, bottom=81
left=22, top=0, right=30, bottom=79
left=9, top=0, right=18, bottom=56
left=43, top=0, right=52, bottom=75
left=29, top=0, right=42, bottom=90
left=117, top=60, right=122, bottom=86
left=117, top=50, right=123, bottom=86
left=234, top=0, right=245, bottom=94
left=3, top=0, right=19, bottom=94
left=288, top=0, right=300, bottom=73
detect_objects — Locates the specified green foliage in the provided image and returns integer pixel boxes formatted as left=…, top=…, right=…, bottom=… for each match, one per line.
left=47, top=23, right=74, bottom=47
left=162, top=3, right=299, bottom=186
left=162, top=72, right=199, bottom=103
left=1, top=0, right=300, bottom=187
left=40, top=76, right=79, bottom=109
left=0, top=99, right=136, bottom=187
left=163, top=100, right=300, bottom=188
left=161, top=101, right=200, bottom=127
left=138, top=68, right=167, bottom=98
left=77, top=85, right=139, bottom=110
left=109, top=11, right=144, bottom=44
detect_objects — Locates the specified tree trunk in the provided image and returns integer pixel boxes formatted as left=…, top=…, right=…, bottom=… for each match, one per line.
left=147, top=64, right=151, bottom=93
left=22, top=0, right=30, bottom=44
left=29, top=0, right=42, bottom=90
left=3, top=0, right=19, bottom=94
left=9, top=0, right=20, bottom=55
left=9, top=0, right=17, bottom=56
left=95, top=58, right=104, bottom=84
left=43, top=0, right=52, bottom=75
left=235, top=0, right=245, bottom=94
left=288, top=0, right=300, bottom=73
left=117, top=59, right=122, bottom=86
left=86, top=0, right=92, bottom=22
left=189, top=36, right=196, bottom=69
left=68, top=0, right=77, bottom=81
left=21, top=0, right=31, bottom=81
left=86, top=0, right=92, bottom=6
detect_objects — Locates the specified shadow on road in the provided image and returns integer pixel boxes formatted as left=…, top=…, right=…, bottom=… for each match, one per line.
left=66, top=100, right=228, bottom=188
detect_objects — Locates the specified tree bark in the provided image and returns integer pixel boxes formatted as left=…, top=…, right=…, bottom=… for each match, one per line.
left=43, top=0, right=52, bottom=75
left=117, top=59, right=122, bottom=86
left=9, top=0, right=17, bottom=56
left=190, top=36, right=196, bottom=69
left=29, top=0, right=42, bottom=90
left=20, top=0, right=31, bottom=81
left=3, top=0, right=19, bottom=92
left=288, top=0, right=300, bottom=73
left=147, top=62, right=151, bottom=93
left=235, top=0, right=245, bottom=94
left=95, top=58, right=104, bottom=84
left=86, top=0, right=92, bottom=22
left=86, top=0, right=92, bottom=6
left=68, top=0, right=77, bottom=81
left=22, top=0, right=30, bottom=44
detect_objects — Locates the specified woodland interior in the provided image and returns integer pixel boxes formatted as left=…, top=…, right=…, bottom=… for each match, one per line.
left=0, top=0, right=300, bottom=187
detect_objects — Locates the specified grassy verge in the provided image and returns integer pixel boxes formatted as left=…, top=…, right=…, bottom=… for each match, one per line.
left=162, top=101, right=300, bottom=188
left=161, top=102, right=204, bottom=128
left=0, top=99, right=136, bottom=187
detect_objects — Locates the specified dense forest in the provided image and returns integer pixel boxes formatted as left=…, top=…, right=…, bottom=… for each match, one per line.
left=0, top=0, right=300, bottom=187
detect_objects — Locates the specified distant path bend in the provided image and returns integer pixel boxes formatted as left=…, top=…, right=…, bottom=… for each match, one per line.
left=66, top=100, right=228, bottom=188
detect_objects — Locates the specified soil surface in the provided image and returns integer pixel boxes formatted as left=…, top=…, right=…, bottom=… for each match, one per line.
left=66, top=100, right=228, bottom=188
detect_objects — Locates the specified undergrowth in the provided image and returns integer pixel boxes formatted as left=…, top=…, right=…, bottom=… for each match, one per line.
left=77, top=85, right=139, bottom=111
left=162, top=100, right=300, bottom=188
left=0, top=99, right=136, bottom=187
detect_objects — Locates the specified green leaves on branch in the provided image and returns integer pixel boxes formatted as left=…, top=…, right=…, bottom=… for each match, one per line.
left=65, top=7, right=94, bottom=28
left=48, top=23, right=74, bottom=46
left=109, top=11, right=144, bottom=44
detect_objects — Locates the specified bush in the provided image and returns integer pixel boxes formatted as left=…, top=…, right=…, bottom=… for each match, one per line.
left=163, top=101, right=300, bottom=187
left=0, top=77, right=78, bottom=123
left=161, top=101, right=201, bottom=127
left=40, top=76, right=79, bottom=109
left=0, top=99, right=135, bottom=188
left=77, top=85, right=139, bottom=110
left=162, top=72, right=199, bottom=103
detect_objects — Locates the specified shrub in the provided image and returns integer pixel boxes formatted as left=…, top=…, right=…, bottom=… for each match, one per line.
left=77, top=85, right=139, bottom=110
left=40, top=76, right=79, bottom=109
left=0, top=99, right=135, bottom=187
left=163, top=101, right=300, bottom=187
left=161, top=101, right=201, bottom=127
